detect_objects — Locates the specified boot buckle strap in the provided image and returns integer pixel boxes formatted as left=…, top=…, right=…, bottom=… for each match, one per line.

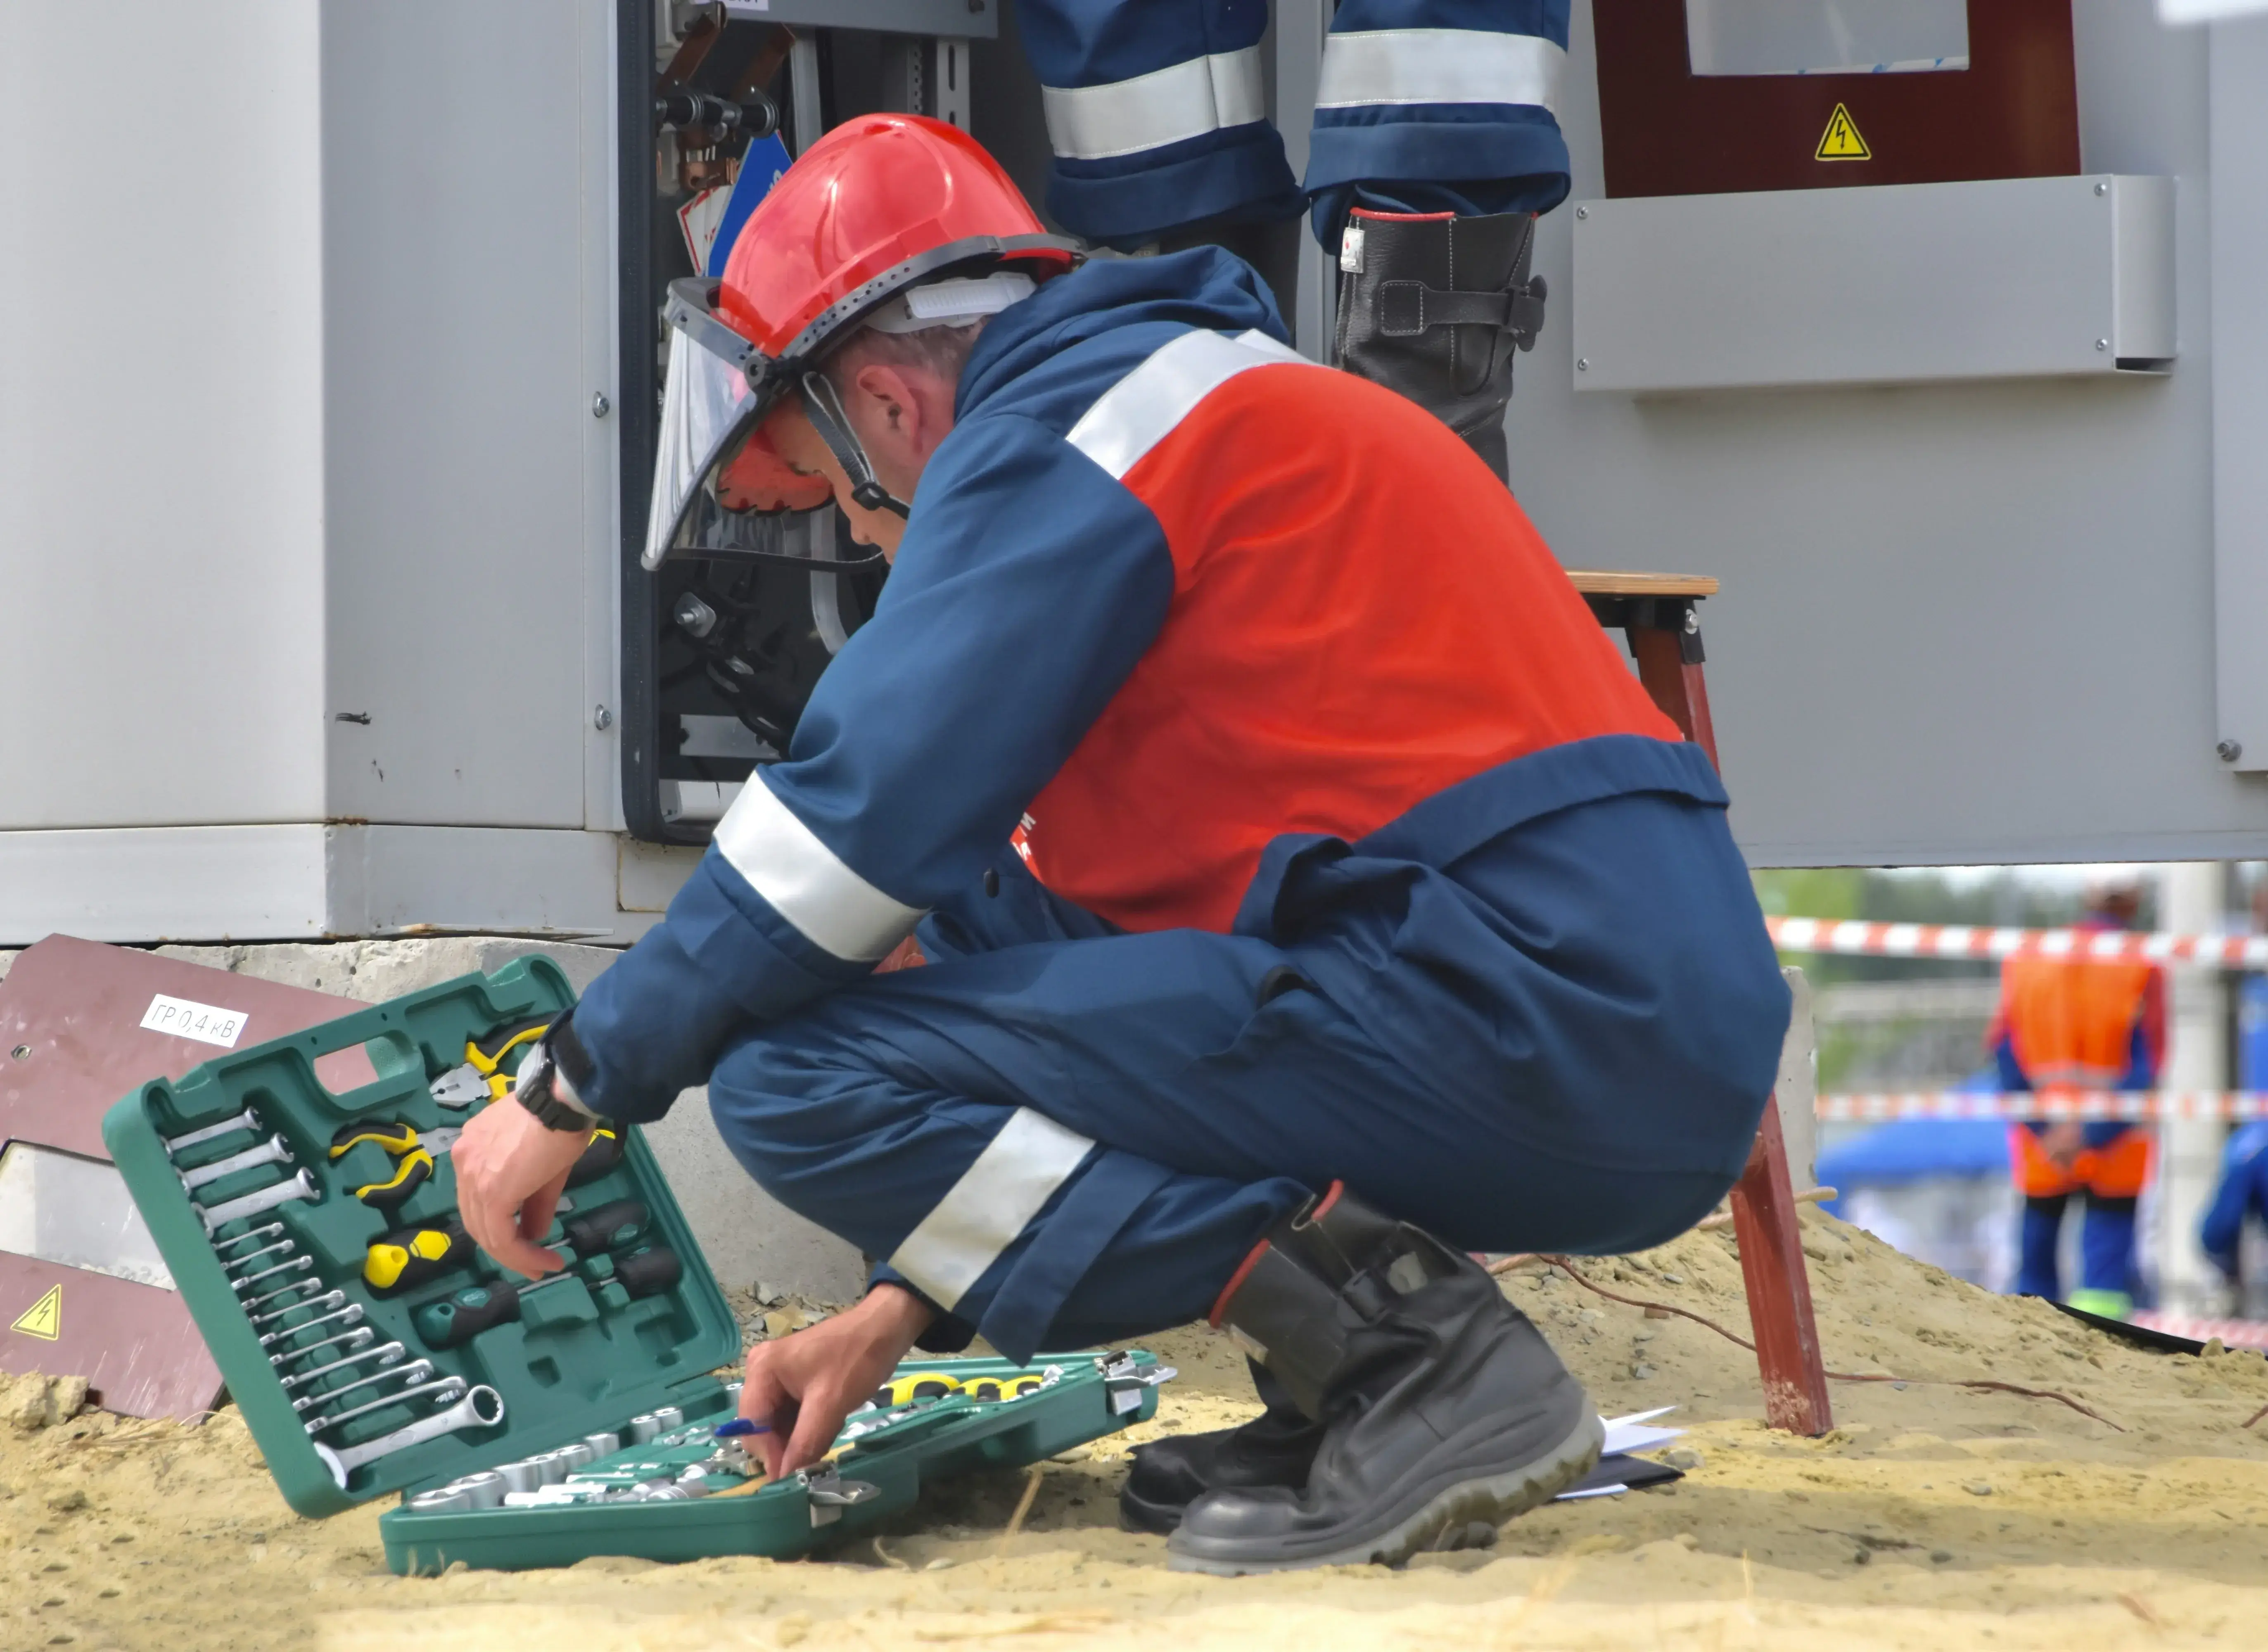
left=1375, top=278, right=1547, bottom=351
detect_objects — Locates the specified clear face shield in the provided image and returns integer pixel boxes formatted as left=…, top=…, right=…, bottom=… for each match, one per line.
left=642, top=280, right=878, bottom=572
left=643, top=269, right=1040, bottom=571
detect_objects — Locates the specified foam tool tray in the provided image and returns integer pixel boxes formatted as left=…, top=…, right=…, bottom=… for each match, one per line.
left=101, top=959, right=1173, bottom=1569
left=379, top=1349, right=1172, bottom=1573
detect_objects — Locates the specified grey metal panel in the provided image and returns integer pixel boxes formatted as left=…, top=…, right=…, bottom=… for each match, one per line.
left=2210, top=18, right=2268, bottom=769
left=1272, top=0, right=1337, bottom=358
left=319, top=3, right=597, bottom=828
left=0, top=5, right=329, bottom=830
left=722, top=0, right=998, bottom=39
left=1504, top=1, right=2268, bottom=867
left=1570, top=175, right=2175, bottom=395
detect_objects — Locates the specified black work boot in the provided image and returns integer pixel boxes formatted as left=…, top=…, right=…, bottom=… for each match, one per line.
left=1331, top=210, right=1547, bottom=483
left=1167, top=1183, right=1601, bottom=1575
left=1119, top=1358, right=1323, bottom=1535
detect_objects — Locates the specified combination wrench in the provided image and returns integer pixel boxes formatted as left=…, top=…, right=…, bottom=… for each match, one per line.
left=279, top=1340, right=406, bottom=1391
left=269, top=1325, right=373, bottom=1368
left=179, top=1133, right=294, bottom=1192
left=258, top=1302, right=364, bottom=1351
left=305, top=1374, right=467, bottom=1436
left=163, top=1108, right=261, bottom=1157
left=231, top=1256, right=314, bottom=1293
left=313, top=1384, right=505, bottom=1489
left=249, top=1288, right=346, bottom=1330
left=290, top=1357, right=436, bottom=1416
left=199, top=1168, right=320, bottom=1233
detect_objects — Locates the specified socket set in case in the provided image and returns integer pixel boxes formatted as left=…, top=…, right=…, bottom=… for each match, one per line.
left=102, top=960, right=1170, bottom=1572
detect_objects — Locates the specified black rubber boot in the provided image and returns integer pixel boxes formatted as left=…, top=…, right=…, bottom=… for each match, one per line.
left=1167, top=1183, right=1601, bottom=1575
left=1119, top=1358, right=1322, bottom=1535
left=1331, top=210, right=1547, bottom=483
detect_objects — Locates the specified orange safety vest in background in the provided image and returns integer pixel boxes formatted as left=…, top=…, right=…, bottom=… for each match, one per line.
left=1998, top=956, right=2159, bottom=1199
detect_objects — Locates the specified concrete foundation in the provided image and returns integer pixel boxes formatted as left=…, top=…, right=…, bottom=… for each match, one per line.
left=0, top=935, right=867, bottom=1304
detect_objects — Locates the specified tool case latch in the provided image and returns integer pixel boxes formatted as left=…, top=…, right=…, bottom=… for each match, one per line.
left=1099, top=1352, right=1178, bottom=1416
left=800, top=1463, right=880, bottom=1526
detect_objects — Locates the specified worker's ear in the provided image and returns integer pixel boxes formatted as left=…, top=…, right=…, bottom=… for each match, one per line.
left=847, top=362, right=925, bottom=453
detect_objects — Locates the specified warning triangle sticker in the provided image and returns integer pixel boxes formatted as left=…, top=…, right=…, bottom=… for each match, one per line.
left=11, top=1284, right=61, bottom=1341
left=1816, top=103, right=1872, bottom=161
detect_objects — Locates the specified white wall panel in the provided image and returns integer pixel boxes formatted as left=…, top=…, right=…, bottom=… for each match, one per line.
left=0, top=5, right=327, bottom=829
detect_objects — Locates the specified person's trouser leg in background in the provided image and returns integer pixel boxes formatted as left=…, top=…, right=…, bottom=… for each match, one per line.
left=2017, top=1193, right=2067, bottom=1301
left=2070, top=1194, right=2140, bottom=1320
left=1304, top=0, right=1574, bottom=482
left=1013, top=0, right=1304, bottom=251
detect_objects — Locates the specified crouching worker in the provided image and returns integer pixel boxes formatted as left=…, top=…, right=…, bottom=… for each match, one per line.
left=452, top=116, right=1789, bottom=1573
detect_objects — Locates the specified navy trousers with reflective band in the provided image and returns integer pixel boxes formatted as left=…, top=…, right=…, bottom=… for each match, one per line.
left=1015, top=0, right=1573, bottom=247
left=705, top=789, right=1787, bottom=1364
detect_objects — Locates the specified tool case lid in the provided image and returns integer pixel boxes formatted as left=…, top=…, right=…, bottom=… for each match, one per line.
left=102, top=959, right=743, bottom=1519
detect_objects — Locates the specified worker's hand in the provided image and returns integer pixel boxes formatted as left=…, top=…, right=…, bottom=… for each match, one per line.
left=449, top=1097, right=590, bottom=1280
left=2040, top=1121, right=2086, bottom=1168
left=739, top=1283, right=935, bottom=1479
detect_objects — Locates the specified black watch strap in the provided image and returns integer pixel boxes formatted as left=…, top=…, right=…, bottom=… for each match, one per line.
left=515, top=1040, right=603, bottom=1133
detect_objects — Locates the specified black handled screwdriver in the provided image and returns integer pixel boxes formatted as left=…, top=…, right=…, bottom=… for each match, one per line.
left=414, top=1243, right=680, bottom=1350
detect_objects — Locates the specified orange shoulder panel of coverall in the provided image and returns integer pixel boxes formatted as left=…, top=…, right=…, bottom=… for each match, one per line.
left=1999, top=956, right=2160, bottom=1198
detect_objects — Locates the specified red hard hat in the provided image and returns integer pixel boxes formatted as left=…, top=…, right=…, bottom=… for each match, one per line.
left=643, top=116, right=1077, bottom=567
left=719, top=113, right=1076, bottom=363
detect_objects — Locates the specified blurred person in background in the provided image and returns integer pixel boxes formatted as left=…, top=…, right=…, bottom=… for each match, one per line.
left=1993, top=879, right=2164, bottom=1318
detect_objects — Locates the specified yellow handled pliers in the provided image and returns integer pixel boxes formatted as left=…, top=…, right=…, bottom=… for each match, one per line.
left=429, top=1016, right=552, bottom=1109
left=328, top=1120, right=463, bottom=1211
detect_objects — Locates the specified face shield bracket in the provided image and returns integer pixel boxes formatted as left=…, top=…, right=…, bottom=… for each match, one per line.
left=796, top=373, right=911, bottom=520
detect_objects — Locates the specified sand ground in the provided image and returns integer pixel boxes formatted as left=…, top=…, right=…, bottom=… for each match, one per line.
left=9, top=1208, right=2268, bottom=1651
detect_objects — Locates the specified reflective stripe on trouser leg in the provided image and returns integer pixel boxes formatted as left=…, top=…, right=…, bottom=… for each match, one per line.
left=1317, top=29, right=1566, bottom=112
left=888, top=1108, right=1096, bottom=1312
left=1041, top=46, right=1266, bottom=161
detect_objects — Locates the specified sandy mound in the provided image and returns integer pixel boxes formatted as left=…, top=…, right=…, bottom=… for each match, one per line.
left=8, top=1207, right=2268, bottom=1650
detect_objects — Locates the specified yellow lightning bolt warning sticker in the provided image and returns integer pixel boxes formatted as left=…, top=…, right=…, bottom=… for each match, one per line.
left=11, top=1283, right=62, bottom=1341
left=1817, top=103, right=1872, bottom=161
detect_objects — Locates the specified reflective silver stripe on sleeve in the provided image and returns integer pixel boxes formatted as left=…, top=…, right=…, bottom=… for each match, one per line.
left=1065, top=328, right=1312, bottom=481
left=1041, top=45, right=1266, bottom=161
left=711, top=774, right=925, bottom=963
left=889, top=1108, right=1096, bottom=1311
left=1317, top=28, right=1567, bottom=112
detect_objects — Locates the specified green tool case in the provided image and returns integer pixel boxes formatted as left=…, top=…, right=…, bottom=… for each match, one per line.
left=102, top=960, right=1171, bottom=1573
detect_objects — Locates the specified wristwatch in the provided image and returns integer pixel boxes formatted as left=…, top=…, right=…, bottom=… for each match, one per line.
left=513, top=1038, right=600, bottom=1134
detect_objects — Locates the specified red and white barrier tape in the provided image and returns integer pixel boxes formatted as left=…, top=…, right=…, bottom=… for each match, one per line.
left=1816, top=1091, right=2268, bottom=1122
left=1767, top=915, right=2268, bottom=968
left=2130, top=1311, right=2268, bottom=1353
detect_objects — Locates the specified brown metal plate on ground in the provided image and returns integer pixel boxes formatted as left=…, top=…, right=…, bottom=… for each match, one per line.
left=0, top=1253, right=225, bottom=1423
left=0, top=934, right=374, bottom=1159
left=0, top=935, right=375, bottom=1419
left=1592, top=0, right=2078, bottom=199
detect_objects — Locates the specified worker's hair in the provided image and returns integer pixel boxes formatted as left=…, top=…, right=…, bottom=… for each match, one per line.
left=819, top=318, right=988, bottom=399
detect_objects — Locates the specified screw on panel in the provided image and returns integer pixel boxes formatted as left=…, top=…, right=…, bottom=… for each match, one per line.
left=2097, top=339, right=2109, bottom=351
left=2220, top=740, right=2243, bottom=764
left=594, top=706, right=615, bottom=731
left=1577, top=358, right=1589, bottom=371
left=1575, top=206, right=1588, bottom=219
left=2096, top=181, right=2109, bottom=196
left=592, top=392, right=612, bottom=418
left=1684, top=608, right=1700, bottom=634
left=9, top=1046, right=29, bottom=1061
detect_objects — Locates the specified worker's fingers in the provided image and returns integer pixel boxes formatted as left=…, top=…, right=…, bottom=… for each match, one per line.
left=740, top=1351, right=794, bottom=1479
left=781, top=1383, right=846, bottom=1477
left=450, top=1101, right=581, bottom=1278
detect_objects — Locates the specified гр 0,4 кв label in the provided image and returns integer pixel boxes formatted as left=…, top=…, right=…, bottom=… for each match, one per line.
left=140, top=994, right=249, bottom=1048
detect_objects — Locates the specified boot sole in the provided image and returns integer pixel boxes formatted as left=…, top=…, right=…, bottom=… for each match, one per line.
left=1164, top=1409, right=1604, bottom=1576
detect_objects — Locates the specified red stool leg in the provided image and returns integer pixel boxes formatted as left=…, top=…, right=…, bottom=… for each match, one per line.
left=1627, top=607, right=1832, bottom=1435
left=1728, top=1103, right=1835, bottom=1434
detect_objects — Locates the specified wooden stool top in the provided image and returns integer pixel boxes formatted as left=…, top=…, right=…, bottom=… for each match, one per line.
left=1566, top=570, right=1720, bottom=598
